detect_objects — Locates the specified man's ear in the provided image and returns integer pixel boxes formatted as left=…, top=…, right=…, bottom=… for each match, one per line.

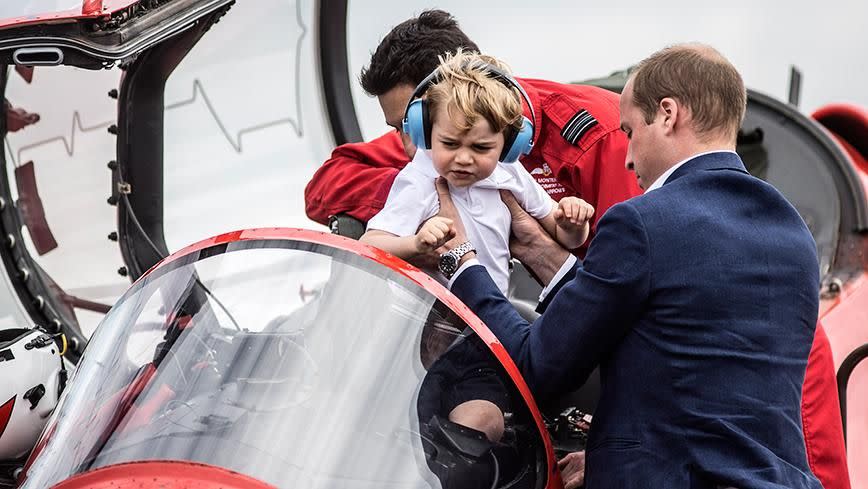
left=658, top=97, right=679, bottom=134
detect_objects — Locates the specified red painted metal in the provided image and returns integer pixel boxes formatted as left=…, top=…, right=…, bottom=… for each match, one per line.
left=812, top=102, right=868, bottom=489
left=0, top=396, right=14, bottom=439
left=139, top=228, right=560, bottom=486
left=51, top=460, right=277, bottom=489
left=813, top=104, right=868, bottom=197
left=813, top=104, right=868, bottom=157
left=81, top=0, right=104, bottom=16
left=0, top=0, right=138, bottom=30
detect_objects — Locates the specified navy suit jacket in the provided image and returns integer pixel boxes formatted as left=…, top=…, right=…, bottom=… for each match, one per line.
left=452, top=152, right=823, bottom=489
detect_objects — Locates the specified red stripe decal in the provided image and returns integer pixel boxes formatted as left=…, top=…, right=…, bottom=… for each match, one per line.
left=0, top=396, right=16, bottom=438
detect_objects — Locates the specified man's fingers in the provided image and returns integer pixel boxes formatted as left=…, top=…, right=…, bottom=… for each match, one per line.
left=499, top=189, right=526, bottom=216
left=557, top=451, right=586, bottom=489
left=563, top=474, right=582, bottom=489
left=435, top=177, right=454, bottom=209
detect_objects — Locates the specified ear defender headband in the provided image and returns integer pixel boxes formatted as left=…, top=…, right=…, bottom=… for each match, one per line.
left=401, top=62, right=535, bottom=163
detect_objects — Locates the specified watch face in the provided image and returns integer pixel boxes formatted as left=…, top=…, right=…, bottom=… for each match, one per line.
left=438, top=253, right=458, bottom=276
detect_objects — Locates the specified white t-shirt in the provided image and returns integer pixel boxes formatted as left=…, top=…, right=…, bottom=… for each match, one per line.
left=367, top=150, right=555, bottom=293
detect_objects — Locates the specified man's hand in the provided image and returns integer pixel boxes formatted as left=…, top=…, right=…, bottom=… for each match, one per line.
left=554, top=196, right=595, bottom=228
left=500, top=190, right=570, bottom=286
left=415, top=216, right=454, bottom=253
left=558, top=451, right=586, bottom=489
left=434, top=177, right=469, bottom=248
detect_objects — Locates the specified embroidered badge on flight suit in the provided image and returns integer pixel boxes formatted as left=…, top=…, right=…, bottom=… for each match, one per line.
left=529, top=162, right=553, bottom=177
left=560, top=109, right=598, bottom=146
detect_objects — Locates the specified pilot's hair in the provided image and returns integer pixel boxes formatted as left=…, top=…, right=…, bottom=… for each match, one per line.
left=360, top=9, right=480, bottom=96
left=630, top=43, right=746, bottom=141
left=426, top=49, right=524, bottom=138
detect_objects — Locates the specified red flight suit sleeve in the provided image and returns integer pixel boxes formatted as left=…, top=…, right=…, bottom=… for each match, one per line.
left=304, top=131, right=409, bottom=225
left=802, top=322, right=851, bottom=489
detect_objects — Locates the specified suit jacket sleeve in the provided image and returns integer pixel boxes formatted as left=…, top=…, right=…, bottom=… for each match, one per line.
left=304, top=131, right=409, bottom=225
left=535, top=264, right=578, bottom=314
left=452, top=202, right=651, bottom=399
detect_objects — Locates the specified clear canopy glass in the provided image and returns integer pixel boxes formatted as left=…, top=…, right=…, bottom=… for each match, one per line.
left=20, top=234, right=546, bottom=488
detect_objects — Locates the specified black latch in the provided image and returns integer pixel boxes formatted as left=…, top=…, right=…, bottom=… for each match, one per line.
left=24, top=333, right=54, bottom=350
left=23, top=384, right=45, bottom=410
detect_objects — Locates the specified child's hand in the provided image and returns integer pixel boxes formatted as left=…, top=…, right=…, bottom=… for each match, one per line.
left=415, top=216, right=455, bottom=253
left=554, top=197, right=595, bottom=228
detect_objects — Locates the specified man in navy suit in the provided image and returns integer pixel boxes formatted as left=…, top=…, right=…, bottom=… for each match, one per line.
left=436, top=44, right=823, bottom=488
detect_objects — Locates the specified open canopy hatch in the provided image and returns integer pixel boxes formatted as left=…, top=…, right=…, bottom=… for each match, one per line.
left=0, top=1, right=233, bottom=69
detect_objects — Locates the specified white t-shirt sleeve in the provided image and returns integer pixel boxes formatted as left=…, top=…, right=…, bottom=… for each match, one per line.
left=510, top=164, right=557, bottom=219
left=366, top=169, right=437, bottom=237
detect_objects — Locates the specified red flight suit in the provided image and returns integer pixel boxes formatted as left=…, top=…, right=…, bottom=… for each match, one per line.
left=303, top=78, right=849, bottom=489
left=304, top=78, right=642, bottom=249
left=802, top=323, right=851, bottom=489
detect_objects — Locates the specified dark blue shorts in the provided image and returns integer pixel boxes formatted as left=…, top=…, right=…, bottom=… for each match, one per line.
left=417, top=335, right=510, bottom=425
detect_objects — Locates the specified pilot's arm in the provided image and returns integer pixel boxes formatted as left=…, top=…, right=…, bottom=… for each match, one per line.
left=304, top=132, right=409, bottom=225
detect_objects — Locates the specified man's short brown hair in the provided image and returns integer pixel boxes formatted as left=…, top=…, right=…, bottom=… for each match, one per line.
left=631, top=44, right=746, bottom=141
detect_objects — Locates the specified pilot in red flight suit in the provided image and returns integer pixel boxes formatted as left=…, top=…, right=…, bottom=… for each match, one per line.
left=305, top=78, right=641, bottom=252
left=303, top=9, right=849, bottom=489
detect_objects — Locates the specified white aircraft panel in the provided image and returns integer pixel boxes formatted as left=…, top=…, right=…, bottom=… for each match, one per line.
left=348, top=0, right=868, bottom=141
left=163, top=0, right=334, bottom=251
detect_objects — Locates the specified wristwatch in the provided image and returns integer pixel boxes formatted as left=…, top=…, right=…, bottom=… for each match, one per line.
left=438, top=241, right=476, bottom=279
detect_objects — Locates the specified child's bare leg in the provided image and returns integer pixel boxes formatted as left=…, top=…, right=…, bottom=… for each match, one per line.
left=449, top=399, right=505, bottom=442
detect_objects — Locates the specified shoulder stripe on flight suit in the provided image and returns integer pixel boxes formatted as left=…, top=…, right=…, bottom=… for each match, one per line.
left=561, top=109, right=598, bottom=145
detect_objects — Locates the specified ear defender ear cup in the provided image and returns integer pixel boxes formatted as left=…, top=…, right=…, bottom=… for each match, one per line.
left=403, top=99, right=433, bottom=150
left=404, top=62, right=536, bottom=159
left=500, top=116, right=534, bottom=163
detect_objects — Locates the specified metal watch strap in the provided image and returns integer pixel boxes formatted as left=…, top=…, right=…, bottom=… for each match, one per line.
left=439, top=241, right=476, bottom=279
left=450, top=241, right=475, bottom=259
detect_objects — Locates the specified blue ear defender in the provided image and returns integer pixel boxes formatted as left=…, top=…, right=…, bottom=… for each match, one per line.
left=500, top=116, right=534, bottom=163
left=402, top=62, right=535, bottom=162
left=403, top=99, right=430, bottom=150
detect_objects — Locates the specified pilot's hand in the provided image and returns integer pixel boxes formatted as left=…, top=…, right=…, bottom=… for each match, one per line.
left=499, top=190, right=570, bottom=286
left=415, top=216, right=455, bottom=253
left=434, top=177, right=470, bottom=251
left=558, top=451, right=586, bottom=489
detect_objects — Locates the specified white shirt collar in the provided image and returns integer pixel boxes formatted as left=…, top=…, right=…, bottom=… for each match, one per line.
left=644, top=150, right=738, bottom=193
left=414, top=150, right=515, bottom=189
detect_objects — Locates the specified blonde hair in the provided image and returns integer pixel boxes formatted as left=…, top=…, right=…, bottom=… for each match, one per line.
left=631, top=43, right=746, bottom=141
left=426, top=49, right=524, bottom=137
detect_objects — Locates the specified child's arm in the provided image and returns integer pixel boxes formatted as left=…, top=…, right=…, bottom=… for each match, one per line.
left=360, top=216, right=455, bottom=260
left=537, top=197, right=594, bottom=250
